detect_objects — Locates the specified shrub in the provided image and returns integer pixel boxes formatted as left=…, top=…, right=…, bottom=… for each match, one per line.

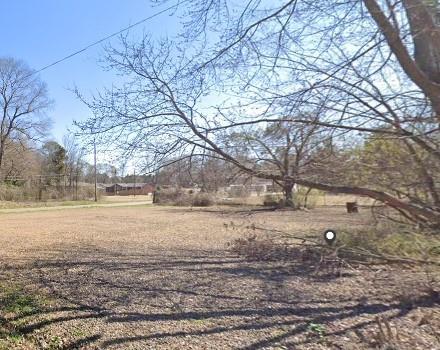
left=335, top=228, right=440, bottom=262
left=77, top=184, right=101, bottom=200
left=154, top=188, right=185, bottom=204
left=154, top=188, right=214, bottom=206
left=263, top=194, right=283, bottom=207
left=0, top=184, right=25, bottom=201
left=173, top=194, right=193, bottom=206
left=192, top=193, right=214, bottom=207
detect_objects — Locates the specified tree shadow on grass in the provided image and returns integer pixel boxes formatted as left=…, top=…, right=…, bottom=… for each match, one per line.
left=2, top=245, right=439, bottom=349
left=100, top=296, right=437, bottom=349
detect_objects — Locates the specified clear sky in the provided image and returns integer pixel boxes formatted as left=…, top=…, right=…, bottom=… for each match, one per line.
left=1, top=1, right=181, bottom=145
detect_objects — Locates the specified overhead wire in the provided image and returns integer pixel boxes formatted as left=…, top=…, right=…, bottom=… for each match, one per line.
left=27, top=1, right=184, bottom=77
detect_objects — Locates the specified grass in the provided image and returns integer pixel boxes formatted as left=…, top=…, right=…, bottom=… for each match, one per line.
left=0, top=205, right=437, bottom=349
left=0, top=284, right=50, bottom=349
left=307, top=322, right=326, bottom=338
left=0, top=199, right=100, bottom=209
left=0, top=200, right=153, bottom=214
left=0, top=191, right=370, bottom=210
left=0, top=285, right=45, bottom=316
left=72, top=327, right=88, bottom=338
left=0, top=334, right=24, bottom=350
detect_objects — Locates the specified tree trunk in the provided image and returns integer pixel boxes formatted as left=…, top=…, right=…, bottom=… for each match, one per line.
left=303, top=187, right=312, bottom=209
left=403, top=0, right=440, bottom=84
left=283, top=182, right=295, bottom=208
left=363, top=0, right=440, bottom=118
left=0, top=141, right=4, bottom=179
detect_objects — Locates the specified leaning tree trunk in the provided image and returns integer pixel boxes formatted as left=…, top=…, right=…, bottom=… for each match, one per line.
left=403, top=0, right=440, bottom=84
left=363, top=0, right=440, bottom=118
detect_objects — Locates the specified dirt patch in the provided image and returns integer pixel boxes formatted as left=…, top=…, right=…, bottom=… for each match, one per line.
left=0, top=206, right=438, bottom=349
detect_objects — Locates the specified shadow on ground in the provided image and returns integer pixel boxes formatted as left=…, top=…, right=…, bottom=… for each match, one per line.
left=1, top=245, right=439, bottom=349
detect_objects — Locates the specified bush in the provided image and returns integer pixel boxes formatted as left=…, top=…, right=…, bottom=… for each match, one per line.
left=336, top=229, right=440, bottom=261
left=192, top=193, right=214, bottom=207
left=76, top=184, right=101, bottom=200
left=154, top=188, right=185, bottom=204
left=0, top=184, right=25, bottom=201
left=263, top=194, right=283, bottom=207
left=154, top=188, right=214, bottom=206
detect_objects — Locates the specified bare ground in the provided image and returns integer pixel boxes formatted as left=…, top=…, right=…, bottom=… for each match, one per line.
left=0, top=206, right=438, bottom=349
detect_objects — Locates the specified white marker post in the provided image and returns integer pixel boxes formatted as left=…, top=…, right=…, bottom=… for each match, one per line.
left=324, top=229, right=337, bottom=245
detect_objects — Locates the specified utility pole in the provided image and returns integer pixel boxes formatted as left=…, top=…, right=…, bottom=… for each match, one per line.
left=133, top=168, right=136, bottom=198
left=94, top=137, right=97, bottom=202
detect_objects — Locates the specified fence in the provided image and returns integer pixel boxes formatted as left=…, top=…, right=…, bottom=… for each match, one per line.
left=0, top=174, right=97, bottom=201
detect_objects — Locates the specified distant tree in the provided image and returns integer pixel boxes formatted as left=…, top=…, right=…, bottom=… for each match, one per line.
left=97, top=163, right=119, bottom=183
left=228, top=120, right=328, bottom=207
left=1, top=139, right=41, bottom=182
left=63, top=135, right=86, bottom=186
left=155, top=158, right=196, bottom=188
left=0, top=57, right=51, bottom=178
left=41, top=141, right=66, bottom=185
left=156, top=156, right=235, bottom=191
left=122, top=173, right=154, bottom=184
left=196, top=156, right=236, bottom=192
left=82, top=163, right=121, bottom=184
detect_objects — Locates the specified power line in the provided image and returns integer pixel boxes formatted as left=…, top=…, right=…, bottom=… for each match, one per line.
left=30, top=2, right=182, bottom=77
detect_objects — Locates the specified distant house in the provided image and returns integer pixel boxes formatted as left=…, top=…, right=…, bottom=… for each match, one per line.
left=225, top=179, right=278, bottom=195
left=105, top=183, right=155, bottom=196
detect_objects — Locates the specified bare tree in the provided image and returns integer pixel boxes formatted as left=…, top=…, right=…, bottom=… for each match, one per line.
left=157, top=155, right=236, bottom=191
left=75, top=1, right=440, bottom=227
left=1, top=139, right=41, bottom=181
left=63, top=134, right=87, bottom=199
left=0, top=57, right=51, bottom=178
left=226, top=119, right=329, bottom=207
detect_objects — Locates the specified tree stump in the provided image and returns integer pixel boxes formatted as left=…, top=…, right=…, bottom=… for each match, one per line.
left=346, top=202, right=358, bottom=213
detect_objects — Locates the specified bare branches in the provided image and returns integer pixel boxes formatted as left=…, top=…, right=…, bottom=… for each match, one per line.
left=0, top=57, right=51, bottom=177
left=74, top=1, right=440, bottom=227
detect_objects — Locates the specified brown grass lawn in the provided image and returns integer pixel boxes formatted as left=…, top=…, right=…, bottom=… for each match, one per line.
left=0, top=205, right=438, bottom=349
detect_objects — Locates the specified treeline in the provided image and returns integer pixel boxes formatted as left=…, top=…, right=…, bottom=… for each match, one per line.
left=0, top=137, right=89, bottom=201
left=0, top=135, right=158, bottom=201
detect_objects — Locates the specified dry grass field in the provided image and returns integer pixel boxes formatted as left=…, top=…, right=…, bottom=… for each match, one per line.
left=0, top=205, right=438, bottom=349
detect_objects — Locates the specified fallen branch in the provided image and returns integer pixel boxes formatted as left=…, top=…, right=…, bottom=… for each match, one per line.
left=239, top=224, right=440, bottom=266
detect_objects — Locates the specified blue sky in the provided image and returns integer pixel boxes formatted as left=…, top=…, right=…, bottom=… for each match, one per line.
left=1, top=1, right=181, bottom=144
